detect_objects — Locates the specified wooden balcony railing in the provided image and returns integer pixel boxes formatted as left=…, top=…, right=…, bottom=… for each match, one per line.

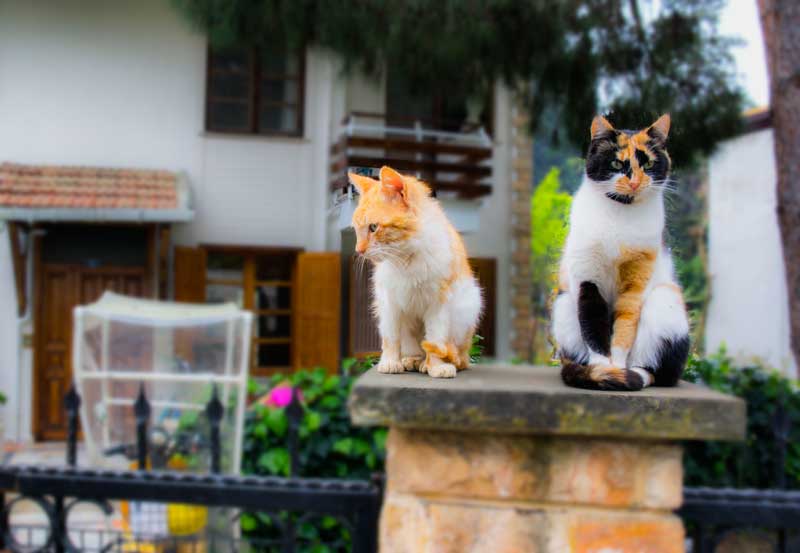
left=330, top=112, right=493, bottom=199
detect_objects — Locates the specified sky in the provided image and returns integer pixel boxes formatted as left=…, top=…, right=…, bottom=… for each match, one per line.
left=719, top=0, right=769, bottom=107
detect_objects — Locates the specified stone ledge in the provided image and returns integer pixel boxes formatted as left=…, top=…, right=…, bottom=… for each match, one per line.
left=348, top=363, right=746, bottom=441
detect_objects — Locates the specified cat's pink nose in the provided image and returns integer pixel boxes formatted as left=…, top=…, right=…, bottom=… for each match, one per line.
left=629, top=180, right=640, bottom=190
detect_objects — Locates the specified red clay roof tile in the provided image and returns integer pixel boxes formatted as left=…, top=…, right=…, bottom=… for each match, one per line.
left=0, top=163, right=178, bottom=210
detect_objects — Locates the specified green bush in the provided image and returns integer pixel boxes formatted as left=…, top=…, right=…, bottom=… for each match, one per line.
left=240, top=358, right=384, bottom=550
left=683, top=350, right=800, bottom=489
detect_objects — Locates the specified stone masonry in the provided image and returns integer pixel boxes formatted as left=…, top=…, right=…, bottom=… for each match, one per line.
left=349, top=363, right=746, bottom=553
left=509, top=98, right=534, bottom=360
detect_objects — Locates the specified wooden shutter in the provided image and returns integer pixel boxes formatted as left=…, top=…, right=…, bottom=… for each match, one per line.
left=173, top=246, right=206, bottom=303
left=293, top=252, right=341, bottom=372
left=470, top=257, right=497, bottom=356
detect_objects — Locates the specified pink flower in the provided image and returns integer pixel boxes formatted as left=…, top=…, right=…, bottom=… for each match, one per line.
left=262, top=384, right=300, bottom=408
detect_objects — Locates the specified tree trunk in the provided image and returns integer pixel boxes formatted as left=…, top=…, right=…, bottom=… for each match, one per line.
left=758, top=0, right=800, bottom=369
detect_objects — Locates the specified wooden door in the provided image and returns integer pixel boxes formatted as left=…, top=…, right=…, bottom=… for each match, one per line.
left=33, top=264, right=147, bottom=440
left=293, top=252, right=341, bottom=372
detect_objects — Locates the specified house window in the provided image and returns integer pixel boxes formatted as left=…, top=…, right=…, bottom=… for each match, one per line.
left=206, top=45, right=305, bottom=137
left=204, top=247, right=300, bottom=376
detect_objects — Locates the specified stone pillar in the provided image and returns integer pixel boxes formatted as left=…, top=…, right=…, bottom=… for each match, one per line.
left=509, top=98, right=534, bottom=360
left=349, top=364, right=745, bottom=553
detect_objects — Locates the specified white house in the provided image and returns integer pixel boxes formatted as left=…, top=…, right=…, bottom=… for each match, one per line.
left=0, top=0, right=521, bottom=441
left=706, top=108, right=797, bottom=377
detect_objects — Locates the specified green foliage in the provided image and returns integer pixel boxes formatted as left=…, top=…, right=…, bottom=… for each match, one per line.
left=469, top=334, right=485, bottom=364
left=530, top=168, right=571, bottom=293
left=663, top=171, right=709, bottom=349
left=242, top=359, right=383, bottom=550
left=171, top=0, right=745, bottom=167
left=0, top=392, right=6, bottom=405
left=683, top=351, right=800, bottom=489
left=530, top=168, right=572, bottom=362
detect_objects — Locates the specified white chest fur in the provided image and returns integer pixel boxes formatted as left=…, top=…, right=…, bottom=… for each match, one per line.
left=563, top=179, right=669, bottom=299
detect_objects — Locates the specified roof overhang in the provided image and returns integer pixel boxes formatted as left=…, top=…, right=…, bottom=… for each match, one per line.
left=0, top=206, right=194, bottom=224
left=0, top=164, right=194, bottom=224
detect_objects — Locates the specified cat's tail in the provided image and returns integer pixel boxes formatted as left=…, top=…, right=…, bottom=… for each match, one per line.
left=560, top=357, right=647, bottom=391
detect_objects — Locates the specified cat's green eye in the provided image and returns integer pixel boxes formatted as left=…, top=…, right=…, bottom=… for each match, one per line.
left=611, top=160, right=623, bottom=170
left=645, top=159, right=655, bottom=169
left=368, top=223, right=378, bottom=233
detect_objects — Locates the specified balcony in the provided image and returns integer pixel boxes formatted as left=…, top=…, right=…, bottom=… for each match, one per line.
left=329, top=112, right=493, bottom=199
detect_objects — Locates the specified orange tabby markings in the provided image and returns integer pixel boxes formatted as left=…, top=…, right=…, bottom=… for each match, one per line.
left=612, top=247, right=657, bottom=351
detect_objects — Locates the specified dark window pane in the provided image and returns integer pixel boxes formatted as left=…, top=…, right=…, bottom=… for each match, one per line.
left=261, top=79, right=298, bottom=103
left=254, top=285, right=291, bottom=310
left=207, top=252, right=244, bottom=281
left=259, top=106, right=298, bottom=134
left=255, top=315, right=291, bottom=339
left=207, top=101, right=250, bottom=131
left=260, top=47, right=300, bottom=76
left=42, top=225, right=147, bottom=267
left=255, top=254, right=294, bottom=281
left=210, top=50, right=250, bottom=73
left=256, top=343, right=291, bottom=367
left=209, top=72, right=250, bottom=99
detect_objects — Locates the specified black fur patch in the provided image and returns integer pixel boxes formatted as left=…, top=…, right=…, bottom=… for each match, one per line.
left=560, top=358, right=645, bottom=391
left=646, top=335, right=690, bottom=386
left=606, top=192, right=634, bottom=204
left=635, top=149, right=650, bottom=167
left=585, top=131, right=620, bottom=182
left=561, top=358, right=595, bottom=388
left=578, top=282, right=611, bottom=356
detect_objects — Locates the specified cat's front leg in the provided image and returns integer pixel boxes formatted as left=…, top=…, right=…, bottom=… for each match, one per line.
left=610, top=248, right=657, bottom=368
left=420, top=305, right=456, bottom=378
left=375, top=290, right=404, bottom=374
left=400, top=320, right=424, bottom=372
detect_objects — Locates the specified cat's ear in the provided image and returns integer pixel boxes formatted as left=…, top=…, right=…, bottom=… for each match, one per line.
left=348, top=172, right=378, bottom=195
left=379, top=166, right=407, bottom=202
left=590, top=115, right=614, bottom=139
left=648, top=114, right=671, bottom=141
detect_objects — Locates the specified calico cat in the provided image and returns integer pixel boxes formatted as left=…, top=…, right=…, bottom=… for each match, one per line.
left=552, top=114, right=690, bottom=391
left=348, top=166, right=482, bottom=378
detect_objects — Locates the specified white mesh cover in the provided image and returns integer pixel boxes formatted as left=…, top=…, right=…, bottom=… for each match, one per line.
left=72, top=292, right=252, bottom=474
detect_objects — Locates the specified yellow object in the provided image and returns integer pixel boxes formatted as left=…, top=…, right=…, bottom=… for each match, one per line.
left=167, top=504, right=208, bottom=536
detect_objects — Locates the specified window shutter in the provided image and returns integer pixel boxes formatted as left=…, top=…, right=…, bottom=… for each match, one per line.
left=293, top=252, right=341, bottom=373
left=174, top=246, right=207, bottom=303
left=469, top=257, right=497, bottom=356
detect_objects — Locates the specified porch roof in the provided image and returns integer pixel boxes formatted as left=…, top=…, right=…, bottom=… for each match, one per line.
left=0, top=163, right=193, bottom=223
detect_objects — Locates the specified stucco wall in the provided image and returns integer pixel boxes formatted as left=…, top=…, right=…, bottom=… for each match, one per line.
left=706, top=128, right=796, bottom=376
left=0, top=0, right=515, bottom=439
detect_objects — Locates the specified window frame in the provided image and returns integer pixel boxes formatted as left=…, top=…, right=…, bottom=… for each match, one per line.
left=205, top=46, right=306, bottom=138
left=201, top=244, right=303, bottom=377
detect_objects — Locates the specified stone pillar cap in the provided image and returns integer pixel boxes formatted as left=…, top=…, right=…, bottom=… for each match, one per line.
left=348, top=363, right=746, bottom=441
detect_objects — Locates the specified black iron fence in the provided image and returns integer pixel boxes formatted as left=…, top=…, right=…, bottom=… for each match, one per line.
left=0, top=386, right=381, bottom=553
left=4, top=381, right=800, bottom=552
left=681, top=404, right=800, bottom=553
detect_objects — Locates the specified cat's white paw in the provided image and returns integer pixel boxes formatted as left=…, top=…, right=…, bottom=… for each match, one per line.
left=401, top=356, right=424, bottom=371
left=427, top=363, right=457, bottom=379
left=376, top=359, right=405, bottom=374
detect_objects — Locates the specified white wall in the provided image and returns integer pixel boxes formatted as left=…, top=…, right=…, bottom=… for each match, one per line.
left=0, top=0, right=334, bottom=251
left=706, top=128, right=796, bottom=376
left=0, top=0, right=335, bottom=440
left=0, top=0, right=517, bottom=439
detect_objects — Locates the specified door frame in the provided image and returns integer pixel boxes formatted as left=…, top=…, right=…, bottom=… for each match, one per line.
left=31, top=224, right=157, bottom=441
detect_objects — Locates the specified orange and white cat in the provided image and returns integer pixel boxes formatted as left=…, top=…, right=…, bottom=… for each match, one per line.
left=349, top=166, right=482, bottom=378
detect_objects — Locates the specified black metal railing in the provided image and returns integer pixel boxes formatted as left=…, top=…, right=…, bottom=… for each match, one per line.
left=680, top=404, right=800, bottom=552
left=0, top=385, right=381, bottom=553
